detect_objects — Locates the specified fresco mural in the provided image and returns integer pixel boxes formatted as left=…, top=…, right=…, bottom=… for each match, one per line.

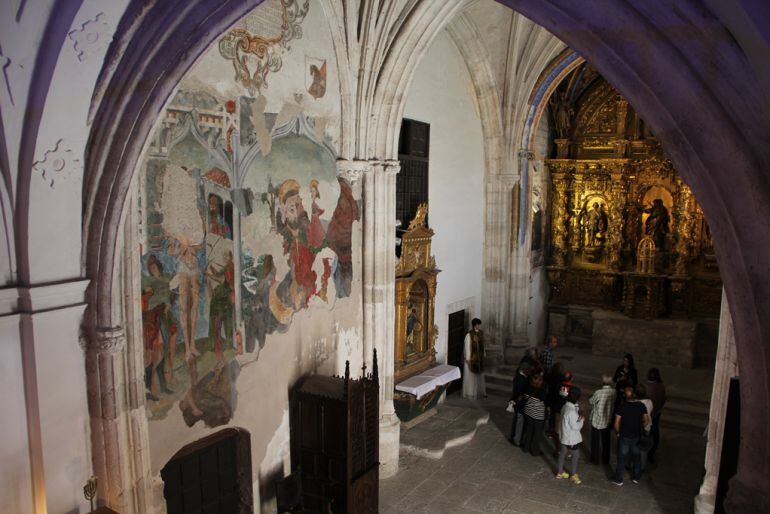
left=138, top=0, right=354, bottom=428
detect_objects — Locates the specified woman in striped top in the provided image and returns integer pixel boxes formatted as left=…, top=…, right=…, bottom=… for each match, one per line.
left=521, top=373, right=548, bottom=456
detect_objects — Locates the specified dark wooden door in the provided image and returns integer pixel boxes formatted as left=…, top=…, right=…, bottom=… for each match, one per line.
left=447, top=310, right=466, bottom=395
left=161, top=428, right=252, bottom=514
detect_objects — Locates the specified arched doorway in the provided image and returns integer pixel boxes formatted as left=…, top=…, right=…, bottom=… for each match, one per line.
left=161, top=428, right=253, bottom=514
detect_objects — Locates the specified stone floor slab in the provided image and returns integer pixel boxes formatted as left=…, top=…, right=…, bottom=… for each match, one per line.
left=381, top=391, right=701, bottom=514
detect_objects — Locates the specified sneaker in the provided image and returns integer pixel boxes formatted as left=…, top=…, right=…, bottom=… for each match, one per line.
left=632, top=478, right=640, bottom=484
left=556, top=472, right=569, bottom=480
left=610, top=478, right=623, bottom=486
left=571, top=474, right=582, bottom=485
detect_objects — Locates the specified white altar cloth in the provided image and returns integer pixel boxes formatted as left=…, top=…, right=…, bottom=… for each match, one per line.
left=394, top=364, right=461, bottom=399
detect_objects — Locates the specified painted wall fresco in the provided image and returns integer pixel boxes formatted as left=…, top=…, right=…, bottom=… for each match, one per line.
left=138, top=0, right=355, bottom=429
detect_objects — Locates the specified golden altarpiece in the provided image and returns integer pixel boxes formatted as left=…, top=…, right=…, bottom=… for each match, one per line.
left=394, top=203, right=439, bottom=384
left=544, top=69, right=722, bottom=366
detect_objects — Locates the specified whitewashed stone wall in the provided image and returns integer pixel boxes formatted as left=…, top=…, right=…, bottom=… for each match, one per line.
left=403, top=30, right=485, bottom=363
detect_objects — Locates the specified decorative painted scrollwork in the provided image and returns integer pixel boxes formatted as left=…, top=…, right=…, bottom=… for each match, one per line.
left=218, top=0, right=310, bottom=95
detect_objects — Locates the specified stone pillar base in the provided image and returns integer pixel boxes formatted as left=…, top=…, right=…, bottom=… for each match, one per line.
left=504, top=336, right=528, bottom=364
left=485, top=346, right=504, bottom=368
left=724, top=475, right=770, bottom=513
left=379, top=411, right=401, bottom=478
left=693, top=492, right=715, bottom=514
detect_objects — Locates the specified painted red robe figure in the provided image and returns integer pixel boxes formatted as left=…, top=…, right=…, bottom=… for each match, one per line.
left=277, top=179, right=317, bottom=309
left=325, top=177, right=359, bottom=297
left=308, top=179, right=326, bottom=250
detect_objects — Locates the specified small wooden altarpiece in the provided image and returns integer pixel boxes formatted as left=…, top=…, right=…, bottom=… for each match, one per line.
left=394, top=204, right=440, bottom=384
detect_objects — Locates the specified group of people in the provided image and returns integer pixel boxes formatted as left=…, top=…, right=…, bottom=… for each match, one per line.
left=506, top=339, right=667, bottom=487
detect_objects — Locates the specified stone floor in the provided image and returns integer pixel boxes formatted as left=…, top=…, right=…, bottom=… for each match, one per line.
left=380, top=395, right=707, bottom=513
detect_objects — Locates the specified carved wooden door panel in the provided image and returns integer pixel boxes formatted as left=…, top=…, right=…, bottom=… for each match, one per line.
left=161, top=428, right=253, bottom=514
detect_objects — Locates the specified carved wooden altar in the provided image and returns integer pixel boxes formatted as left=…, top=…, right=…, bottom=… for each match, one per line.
left=394, top=203, right=439, bottom=384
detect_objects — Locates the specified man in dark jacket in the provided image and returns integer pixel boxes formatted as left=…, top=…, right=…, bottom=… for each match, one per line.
left=509, top=362, right=532, bottom=445
left=611, top=386, right=650, bottom=485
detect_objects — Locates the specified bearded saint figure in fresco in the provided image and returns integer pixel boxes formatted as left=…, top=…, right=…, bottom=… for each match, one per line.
left=276, top=179, right=317, bottom=311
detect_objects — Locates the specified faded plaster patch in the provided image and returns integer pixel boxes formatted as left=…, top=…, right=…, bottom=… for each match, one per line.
left=334, top=323, right=362, bottom=375
left=259, top=407, right=291, bottom=512
left=160, top=164, right=205, bottom=244
left=68, top=12, right=112, bottom=62
left=32, top=139, right=82, bottom=188
left=310, top=336, right=330, bottom=370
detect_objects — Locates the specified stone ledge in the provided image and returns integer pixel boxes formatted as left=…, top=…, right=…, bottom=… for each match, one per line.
left=399, top=403, right=489, bottom=460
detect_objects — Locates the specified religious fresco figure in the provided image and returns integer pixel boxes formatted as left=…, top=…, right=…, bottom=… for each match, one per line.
left=207, top=194, right=232, bottom=239
left=644, top=198, right=670, bottom=250
left=168, top=238, right=203, bottom=361
left=275, top=179, right=317, bottom=311
left=242, top=253, right=283, bottom=351
left=325, top=177, right=359, bottom=297
left=141, top=255, right=177, bottom=401
left=206, top=250, right=235, bottom=368
left=308, top=60, right=327, bottom=99
left=180, top=358, right=241, bottom=429
left=308, top=179, right=326, bottom=249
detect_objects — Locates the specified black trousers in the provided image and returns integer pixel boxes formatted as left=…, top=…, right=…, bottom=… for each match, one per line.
left=521, top=416, right=544, bottom=456
left=649, top=415, right=661, bottom=460
left=590, top=424, right=612, bottom=464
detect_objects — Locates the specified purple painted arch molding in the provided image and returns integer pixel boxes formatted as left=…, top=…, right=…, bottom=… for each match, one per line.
left=496, top=0, right=770, bottom=509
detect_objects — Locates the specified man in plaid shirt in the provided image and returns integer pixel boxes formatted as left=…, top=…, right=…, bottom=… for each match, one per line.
left=589, top=375, right=617, bottom=465
left=541, top=336, right=558, bottom=373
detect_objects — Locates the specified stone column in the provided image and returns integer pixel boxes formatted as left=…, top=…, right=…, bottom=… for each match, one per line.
left=481, top=172, right=515, bottom=366
left=506, top=151, right=535, bottom=362
left=84, top=326, right=129, bottom=511
left=84, top=187, right=154, bottom=514
left=694, top=290, right=739, bottom=514
left=359, top=159, right=401, bottom=478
